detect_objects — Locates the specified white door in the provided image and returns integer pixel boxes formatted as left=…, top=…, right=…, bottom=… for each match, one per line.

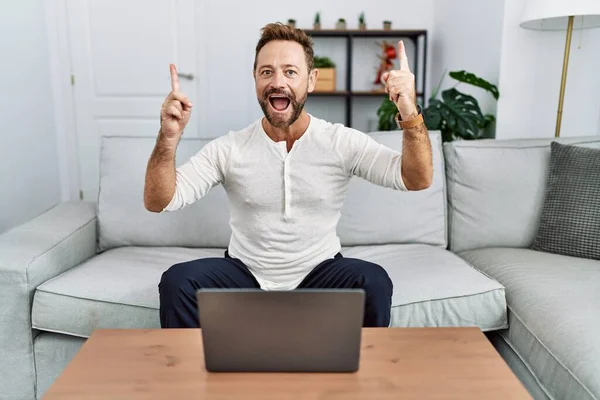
left=66, top=0, right=199, bottom=202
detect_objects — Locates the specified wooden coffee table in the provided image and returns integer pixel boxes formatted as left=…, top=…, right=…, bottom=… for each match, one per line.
left=44, top=327, right=531, bottom=399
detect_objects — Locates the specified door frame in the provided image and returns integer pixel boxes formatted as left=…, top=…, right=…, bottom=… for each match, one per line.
left=44, top=0, right=80, bottom=202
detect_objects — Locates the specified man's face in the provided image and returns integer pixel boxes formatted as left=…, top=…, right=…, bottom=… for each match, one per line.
left=254, top=40, right=317, bottom=128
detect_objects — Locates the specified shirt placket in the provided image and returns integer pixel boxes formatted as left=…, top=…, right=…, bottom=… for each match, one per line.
left=283, top=153, right=292, bottom=220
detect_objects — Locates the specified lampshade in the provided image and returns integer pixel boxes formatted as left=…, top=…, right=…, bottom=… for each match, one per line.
left=520, top=0, right=600, bottom=30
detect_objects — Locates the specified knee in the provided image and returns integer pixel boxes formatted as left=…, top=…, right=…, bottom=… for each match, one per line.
left=159, top=262, right=192, bottom=295
left=359, top=262, right=393, bottom=295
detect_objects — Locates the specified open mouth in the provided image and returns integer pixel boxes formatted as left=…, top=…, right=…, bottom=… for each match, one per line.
left=268, top=94, right=291, bottom=112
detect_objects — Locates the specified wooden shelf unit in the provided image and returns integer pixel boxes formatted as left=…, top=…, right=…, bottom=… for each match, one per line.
left=305, top=29, right=428, bottom=128
left=310, top=90, right=425, bottom=97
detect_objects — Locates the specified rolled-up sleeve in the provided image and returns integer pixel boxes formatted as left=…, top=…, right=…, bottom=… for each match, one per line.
left=161, top=134, right=232, bottom=212
left=342, top=128, right=407, bottom=191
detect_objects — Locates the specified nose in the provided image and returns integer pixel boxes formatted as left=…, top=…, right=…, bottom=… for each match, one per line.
left=270, top=70, right=286, bottom=89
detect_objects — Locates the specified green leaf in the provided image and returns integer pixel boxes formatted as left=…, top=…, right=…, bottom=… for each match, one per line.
left=449, top=70, right=499, bottom=100
left=423, top=88, right=485, bottom=140
left=376, top=98, right=398, bottom=131
left=313, top=56, right=336, bottom=68
left=423, top=99, right=443, bottom=130
left=481, top=114, right=495, bottom=129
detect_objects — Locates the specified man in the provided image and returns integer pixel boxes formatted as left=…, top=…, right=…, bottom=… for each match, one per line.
left=144, top=22, right=433, bottom=329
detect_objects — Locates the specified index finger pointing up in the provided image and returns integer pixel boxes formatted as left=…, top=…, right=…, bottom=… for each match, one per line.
left=170, top=63, right=180, bottom=92
left=398, top=40, right=410, bottom=72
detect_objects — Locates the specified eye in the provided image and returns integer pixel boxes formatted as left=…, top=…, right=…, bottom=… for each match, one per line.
left=261, top=70, right=272, bottom=76
left=286, top=70, right=297, bottom=76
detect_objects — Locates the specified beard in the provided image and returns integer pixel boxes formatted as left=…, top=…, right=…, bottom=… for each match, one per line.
left=258, top=86, right=308, bottom=129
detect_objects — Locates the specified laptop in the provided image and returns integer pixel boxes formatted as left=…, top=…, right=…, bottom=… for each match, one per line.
left=196, top=288, right=365, bottom=372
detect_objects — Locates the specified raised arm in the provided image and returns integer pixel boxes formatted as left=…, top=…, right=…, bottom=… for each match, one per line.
left=144, top=64, right=193, bottom=212
left=382, top=40, right=433, bottom=191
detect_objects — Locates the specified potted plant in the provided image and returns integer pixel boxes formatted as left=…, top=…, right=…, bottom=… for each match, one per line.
left=424, top=70, right=499, bottom=141
left=287, top=19, right=296, bottom=28
left=383, top=20, right=392, bottom=30
left=359, top=12, right=366, bottom=30
left=376, top=70, right=500, bottom=142
left=313, top=56, right=336, bottom=92
left=313, top=12, right=321, bottom=30
left=336, top=18, right=346, bottom=30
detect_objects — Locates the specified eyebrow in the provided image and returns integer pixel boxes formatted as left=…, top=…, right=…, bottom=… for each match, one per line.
left=259, top=64, right=299, bottom=70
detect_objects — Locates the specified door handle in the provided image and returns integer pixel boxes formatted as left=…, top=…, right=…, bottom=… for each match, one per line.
left=178, top=72, right=194, bottom=80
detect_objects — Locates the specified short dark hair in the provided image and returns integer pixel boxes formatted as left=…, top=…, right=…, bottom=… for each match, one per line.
left=254, top=22, right=315, bottom=72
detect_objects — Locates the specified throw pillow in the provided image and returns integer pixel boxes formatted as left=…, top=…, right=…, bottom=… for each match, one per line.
left=531, top=141, right=600, bottom=260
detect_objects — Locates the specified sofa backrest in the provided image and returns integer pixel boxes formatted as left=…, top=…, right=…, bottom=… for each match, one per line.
left=98, top=136, right=232, bottom=251
left=98, top=131, right=447, bottom=251
left=444, top=135, right=600, bottom=253
left=337, top=131, right=447, bottom=247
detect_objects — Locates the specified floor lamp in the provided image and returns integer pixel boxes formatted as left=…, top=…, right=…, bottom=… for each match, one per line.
left=520, top=0, right=600, bottom=137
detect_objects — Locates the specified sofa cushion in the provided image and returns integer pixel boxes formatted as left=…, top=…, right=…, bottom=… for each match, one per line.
left=32, top=247, right=225, bottom=337
left=531, top=142, right=600, bottom=260
left=459, top=247, right=600, bottom=400
left=32, top=244, right=506, bottom=338
left=342, top=244, right=506, bottom=330
left=444, top=136, right=600, bottom=253
left=98, top=136, right=232, bottom=251
left=338, top=132, right=447, bottom=247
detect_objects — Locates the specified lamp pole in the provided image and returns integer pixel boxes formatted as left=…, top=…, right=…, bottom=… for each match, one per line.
left=555, top=15, right=575, bottom=138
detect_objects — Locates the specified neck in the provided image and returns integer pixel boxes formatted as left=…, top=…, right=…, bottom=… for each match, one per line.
left=262, top=111, right=310, bottom=143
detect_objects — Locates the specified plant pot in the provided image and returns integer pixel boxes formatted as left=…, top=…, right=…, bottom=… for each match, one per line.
left=383, top=21, right=392, bottom=30
left=359, top=22, right=366, bottom=30
left=336, top=20, right=346, bottom=30
left=314, top=68, right=336, bottom=92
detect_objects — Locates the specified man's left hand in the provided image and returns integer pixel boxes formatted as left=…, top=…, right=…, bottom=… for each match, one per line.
left=381, top=40, right=418, bottom=121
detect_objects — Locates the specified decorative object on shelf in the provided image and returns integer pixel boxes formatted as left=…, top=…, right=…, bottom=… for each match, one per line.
left=359, top=12, right=366, bottom=30
left=336, top=18, right=346, bottom=30
left=383, top=20, right=392, bottom=30
left=519, top=0, right=600, bottom=138
left=313, top=56, right=336, bottom=92
left=287, top=19, right=296, bottom=28
left=313, top=12, right=321, bottom=30
left=373, top=41, right=396, bottom=90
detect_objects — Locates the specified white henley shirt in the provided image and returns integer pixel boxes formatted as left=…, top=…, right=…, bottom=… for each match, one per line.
left=162, top=115, right=407, bottom=290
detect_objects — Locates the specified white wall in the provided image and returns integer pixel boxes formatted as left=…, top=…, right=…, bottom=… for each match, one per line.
left=431, top=0, right=505, bottom=121
left=496, top=0, right=600, bottom=139
left=0, top=0, right=61, bottom=233
left=197, top=0, right=435, bottom=135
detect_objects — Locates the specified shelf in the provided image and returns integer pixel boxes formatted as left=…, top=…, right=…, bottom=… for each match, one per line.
left=301, top=28, right=427, bottom=128
left=310, top=90, right=349, bottom=96
left=353, top=90, right=425, bottom=97
left=311, top=90, right=425, bottom=97
left=303, top=29, right=427, bottom=38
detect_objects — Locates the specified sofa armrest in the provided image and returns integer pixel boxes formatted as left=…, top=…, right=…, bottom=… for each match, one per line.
left=0, top=201, right=97, bottom=400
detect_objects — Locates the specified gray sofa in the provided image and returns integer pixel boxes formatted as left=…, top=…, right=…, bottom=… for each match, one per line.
left=1, top=131, right=598, bottom=400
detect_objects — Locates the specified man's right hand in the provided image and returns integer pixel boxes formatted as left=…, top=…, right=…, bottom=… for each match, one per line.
left=160, top=64, right=193, bottom=141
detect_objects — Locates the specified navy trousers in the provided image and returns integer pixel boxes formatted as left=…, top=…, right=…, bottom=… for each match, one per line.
left=158, top=251, right=393, bottom=328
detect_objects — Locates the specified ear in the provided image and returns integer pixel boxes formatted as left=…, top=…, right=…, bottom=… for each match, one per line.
left=307, top=68, right=319, bottom=93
